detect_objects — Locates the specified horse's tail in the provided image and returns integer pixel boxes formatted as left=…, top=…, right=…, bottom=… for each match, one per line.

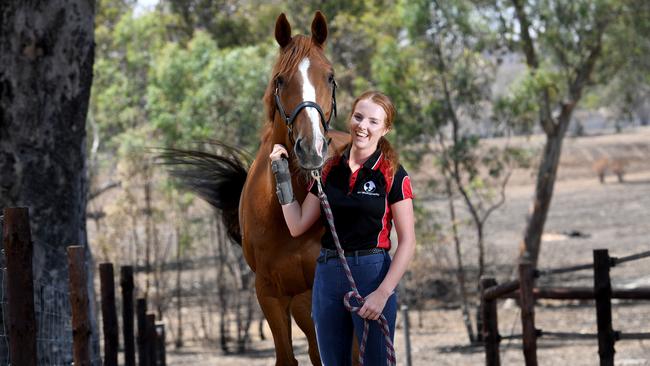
left=158, top=142, right=250, bottom=245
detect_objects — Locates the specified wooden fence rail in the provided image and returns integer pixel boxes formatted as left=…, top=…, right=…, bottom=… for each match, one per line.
left=481, top=248, right=650, bottom=366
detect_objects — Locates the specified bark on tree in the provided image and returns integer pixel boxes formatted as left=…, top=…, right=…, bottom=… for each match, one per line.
left=0, top=0, right=98, bottom=361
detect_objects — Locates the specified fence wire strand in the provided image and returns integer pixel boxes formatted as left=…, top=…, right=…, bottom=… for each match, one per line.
left=0, top=239, right=102, bottom=365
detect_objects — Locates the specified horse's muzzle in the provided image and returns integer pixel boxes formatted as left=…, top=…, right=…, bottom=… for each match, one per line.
left=294, top=137, right=327, bottom=170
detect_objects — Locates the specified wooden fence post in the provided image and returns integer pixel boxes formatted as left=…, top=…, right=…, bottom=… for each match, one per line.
left=519, top=260, right=537, bottom=366
left=156, top=322, right=167, bottom=366
left=481, top=277, right=500, bottom=366
left=99, top=262, right=118, bottom=366
left=120, top=266, right=136, bottom=366
left=147, top=313, right=157, bottom=365
left=3, top=207, right=37, bottom=366
left=137, top=298, right=149, bottom=366
left=594, top=249, right=616, bottom=366
left=67, top=245, right=91, bottom=366
left=401, top=305, right=412, bottom=366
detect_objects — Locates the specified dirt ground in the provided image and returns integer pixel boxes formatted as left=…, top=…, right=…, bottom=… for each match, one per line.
left=165, top=128, right=650, bottom=365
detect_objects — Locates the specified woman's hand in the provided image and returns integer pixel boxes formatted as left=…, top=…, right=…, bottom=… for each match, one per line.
left=357, top=288, right=392, bottom=320
left=270, top=144, right=289, bottom=161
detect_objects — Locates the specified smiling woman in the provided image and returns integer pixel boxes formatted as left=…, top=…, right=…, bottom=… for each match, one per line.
left=270, top=90, right=416, bottom=365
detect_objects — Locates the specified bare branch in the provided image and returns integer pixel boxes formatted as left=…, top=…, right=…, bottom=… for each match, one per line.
left=482, top=169, right=513, bottom=225
left=511, top=0, right=538, bottom=68
left=88, top=181, right=122, bottom=201
left=511, top=0, right=555, bottom=134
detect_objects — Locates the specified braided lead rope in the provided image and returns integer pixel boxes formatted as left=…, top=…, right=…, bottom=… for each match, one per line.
left=311, top=171, right=396, bottom=366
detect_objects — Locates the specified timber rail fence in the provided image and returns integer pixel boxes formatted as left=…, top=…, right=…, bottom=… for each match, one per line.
left=480, top=248, right=650, bottom=366
left=0, top=207, right=166, bottom=365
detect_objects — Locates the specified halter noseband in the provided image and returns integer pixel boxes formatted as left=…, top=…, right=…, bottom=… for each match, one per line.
left=273, top=78, right=337, bottom=144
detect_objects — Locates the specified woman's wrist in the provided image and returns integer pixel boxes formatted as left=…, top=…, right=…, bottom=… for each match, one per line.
left=376, top=285, right=393, bottom=298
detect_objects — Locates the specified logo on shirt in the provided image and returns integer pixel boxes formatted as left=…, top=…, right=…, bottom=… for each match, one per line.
left=358, top=181, right=380, bottom=196
left=363, top=181, right=376, bottom=193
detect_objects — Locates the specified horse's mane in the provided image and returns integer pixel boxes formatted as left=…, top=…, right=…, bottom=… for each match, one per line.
left=261, top=35, right=327, bottom=141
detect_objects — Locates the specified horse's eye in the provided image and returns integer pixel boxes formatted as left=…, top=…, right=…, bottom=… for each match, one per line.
left=276, top=76, right=284, bottom=87
left=328, top=74, right=335, bottom=84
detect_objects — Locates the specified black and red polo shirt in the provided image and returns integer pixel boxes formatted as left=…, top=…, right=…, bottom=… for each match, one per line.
left=308, top=145, right=414, bottom=252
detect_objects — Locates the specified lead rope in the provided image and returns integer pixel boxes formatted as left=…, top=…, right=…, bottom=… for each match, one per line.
left=310, top=170, right=396, bottom=366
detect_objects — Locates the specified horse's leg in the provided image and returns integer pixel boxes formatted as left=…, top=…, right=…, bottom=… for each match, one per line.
left=257, top=278, right=297, bottom=366
left=290, top=290, right=321, bottom=366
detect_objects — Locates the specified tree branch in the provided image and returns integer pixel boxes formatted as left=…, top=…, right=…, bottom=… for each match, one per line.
left=88, top=181, right=122, bottom=201
left=511, top=0, right=555, bottom=134
left=557, top=16, right=608, bottom=135
left=511, top=0, right=538, bottom=68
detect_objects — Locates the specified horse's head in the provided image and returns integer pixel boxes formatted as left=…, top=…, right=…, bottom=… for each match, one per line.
left=265, top=11, right=336, bottom=171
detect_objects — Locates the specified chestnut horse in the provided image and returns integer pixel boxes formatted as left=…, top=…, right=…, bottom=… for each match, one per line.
left=164, top=12, right=348, bottom=365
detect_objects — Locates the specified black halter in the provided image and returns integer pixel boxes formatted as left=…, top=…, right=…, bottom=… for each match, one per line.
left=273, top=78, right=337, bottom=144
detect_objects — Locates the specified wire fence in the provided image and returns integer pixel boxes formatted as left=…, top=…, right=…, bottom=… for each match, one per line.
left=0, top=239, right=101, bottom=365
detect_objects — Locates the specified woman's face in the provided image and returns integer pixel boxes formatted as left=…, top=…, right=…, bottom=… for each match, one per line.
left=350, top=99, right=389, bottom=152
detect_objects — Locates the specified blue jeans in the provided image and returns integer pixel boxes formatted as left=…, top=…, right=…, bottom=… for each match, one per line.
left=311, top=249, right=397, bottom=366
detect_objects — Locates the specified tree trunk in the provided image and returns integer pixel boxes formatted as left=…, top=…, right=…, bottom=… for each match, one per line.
left=216, top=219, right=230, bottom=353
left=0, top=0, right=98, bottom=361
left=519, top=125, right=566, bottom=266
left=444, top=174, right=475, bottom=343
left=512, top=0, right=605, bottom=269
left=175, top=222, right=183, bottom=348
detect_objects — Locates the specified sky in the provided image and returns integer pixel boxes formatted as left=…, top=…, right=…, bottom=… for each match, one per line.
left=134, top=0, right=158, bottom=16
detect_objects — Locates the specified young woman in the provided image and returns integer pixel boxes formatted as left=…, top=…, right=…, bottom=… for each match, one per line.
left=270, top=90, right=416, bottom=365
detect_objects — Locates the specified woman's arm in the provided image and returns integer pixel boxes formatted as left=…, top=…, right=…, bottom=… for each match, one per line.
left=358, top=198, right=416, bottom=320
left=270, top=143, right=321, bottom=237
left=281, top=193, right=322, bottom=237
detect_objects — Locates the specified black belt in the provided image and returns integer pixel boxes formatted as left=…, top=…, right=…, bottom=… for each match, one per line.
left=320, top=247, right=386, bottom=261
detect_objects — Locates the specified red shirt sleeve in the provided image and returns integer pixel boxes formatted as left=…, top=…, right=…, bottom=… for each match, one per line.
left=388, top=165, right=414, bottom=204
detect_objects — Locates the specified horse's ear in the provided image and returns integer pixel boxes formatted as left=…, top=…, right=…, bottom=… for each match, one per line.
left=311, top=11, right=328, bottom=47
left=275, top=13, right=292, bottom=48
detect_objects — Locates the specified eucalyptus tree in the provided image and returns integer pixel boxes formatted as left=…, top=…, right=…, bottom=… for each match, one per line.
left=489, top=0, right=650, bottom=267
left=1, top=0, right=99, bottom=360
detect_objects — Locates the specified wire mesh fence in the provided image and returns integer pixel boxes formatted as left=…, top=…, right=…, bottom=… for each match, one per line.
left=0, top=239, right=101, bottom=365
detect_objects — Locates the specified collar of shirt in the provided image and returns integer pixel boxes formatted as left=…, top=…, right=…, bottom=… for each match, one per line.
left=341, top=145, right=383, bottom=171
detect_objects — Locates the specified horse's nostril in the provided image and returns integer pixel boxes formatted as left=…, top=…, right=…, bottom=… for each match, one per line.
left=294, top=139, right=304, bottom=154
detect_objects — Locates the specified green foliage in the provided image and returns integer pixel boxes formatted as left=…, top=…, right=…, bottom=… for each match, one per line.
left=147, top=32, right=272, bottom=148
left=89, top=0, right=649, bottom=263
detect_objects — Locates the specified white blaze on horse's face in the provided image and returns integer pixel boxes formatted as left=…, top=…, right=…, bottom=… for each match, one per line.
left=298, top=57, right=326, bottom=159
